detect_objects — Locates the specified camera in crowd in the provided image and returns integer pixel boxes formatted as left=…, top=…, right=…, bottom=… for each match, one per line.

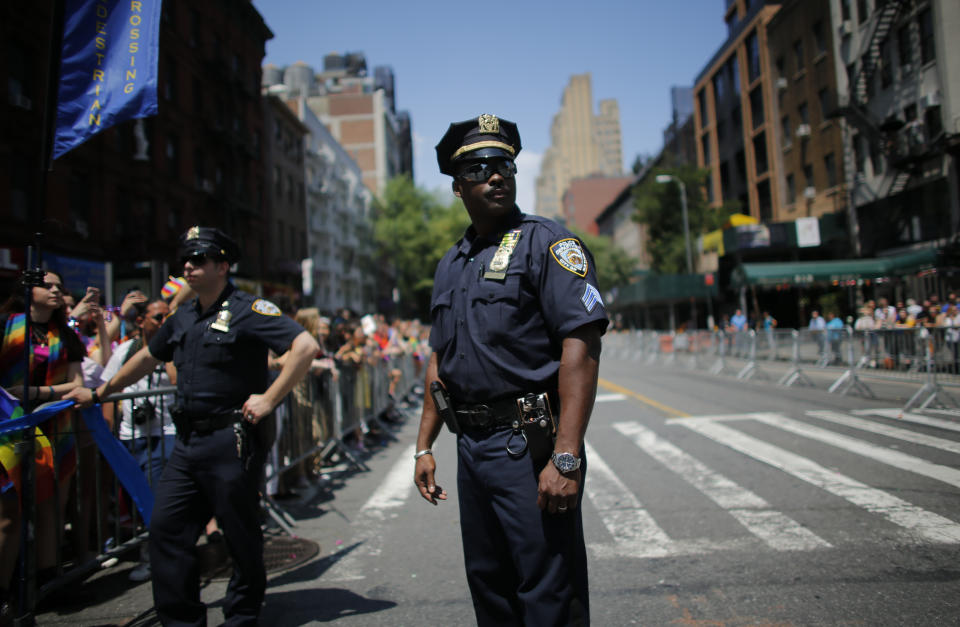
left=132, top=398, right=156, bottom=425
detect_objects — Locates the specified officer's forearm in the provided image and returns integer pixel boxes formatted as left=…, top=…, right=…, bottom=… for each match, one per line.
left=101, top=347, right=162, bottom=398
left=554, top=323, right=603, bottom=455
left=262, top=331, right=319, bottom=408
left=416, top=353, right=444, bottom=450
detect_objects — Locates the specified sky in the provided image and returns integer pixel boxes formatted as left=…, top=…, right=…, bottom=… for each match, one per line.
left=251, top=0, right=728, bottom=211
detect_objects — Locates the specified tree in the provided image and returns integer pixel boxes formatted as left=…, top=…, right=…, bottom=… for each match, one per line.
left=569, top=227, right=637, bottom=294
left=632, top=165, right=739, bottom=274
left=372, top=175, right=470, bottom=319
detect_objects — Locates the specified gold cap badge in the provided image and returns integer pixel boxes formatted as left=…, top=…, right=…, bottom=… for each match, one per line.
left=186, top=226, right=200, bottom=240
left=478, top=114, right=499, bottom=134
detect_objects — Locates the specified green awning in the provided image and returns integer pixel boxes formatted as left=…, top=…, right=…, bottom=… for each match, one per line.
left=612, top=273, right=718, bottom=306
left=732, top=248, right=939, bottom=287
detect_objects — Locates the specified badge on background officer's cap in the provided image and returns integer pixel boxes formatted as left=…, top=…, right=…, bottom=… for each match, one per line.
left=177, top=226, right=241, bottom=264
left=436, top=114, right=522, bottom=176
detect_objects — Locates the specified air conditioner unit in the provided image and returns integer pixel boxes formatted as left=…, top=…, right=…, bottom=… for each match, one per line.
left=921, top=92, right=940, bottom=108
left=776, top=77, right=789, bottom=91
left=795, top=124, right=812, bottom=138
left=839, top=20, right=854, bottom=36
left=803, top=186, right=817, bottom=199
left=9, top=93, right=32, bottom=110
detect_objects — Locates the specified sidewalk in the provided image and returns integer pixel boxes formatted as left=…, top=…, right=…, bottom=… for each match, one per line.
left=33, top=411, right=418, bottom=627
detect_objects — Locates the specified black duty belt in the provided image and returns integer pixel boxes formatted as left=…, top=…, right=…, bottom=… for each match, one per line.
left=187, top=412, right=240, bottom=435
left=453, top=397, right=519, bottom=431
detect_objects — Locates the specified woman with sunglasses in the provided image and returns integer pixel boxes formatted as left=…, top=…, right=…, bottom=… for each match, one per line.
left=0, top=270, right=86, bottom=618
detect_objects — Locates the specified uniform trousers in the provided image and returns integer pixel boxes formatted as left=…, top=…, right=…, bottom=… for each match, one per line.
left=149, top=425, right=265, bottom=627
left=457, top=427, right=589, bottom=627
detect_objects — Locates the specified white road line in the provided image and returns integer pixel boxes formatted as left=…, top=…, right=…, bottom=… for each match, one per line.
left=583, top=441, right=675, bottom=558
left=594, top=393, right=628, bottom=403
left=855, top=408, right=960, bottom=434
left=614, top=422, right=829, bottom=551
left=324, top=444, right=416, bottom=581
left=748, top=412, right=960, bottom=490
left=807, top=410, right=960, bottom=455
left=678, top=420, right=960, bottom=544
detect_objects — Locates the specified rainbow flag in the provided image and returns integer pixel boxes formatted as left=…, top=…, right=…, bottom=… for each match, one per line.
left=161, top=276, right=187, bottom=300
left=0, top=388, right=56, bottom=501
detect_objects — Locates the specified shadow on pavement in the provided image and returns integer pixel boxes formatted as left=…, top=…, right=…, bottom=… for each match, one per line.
left=259, top=587, right=397, bottom=624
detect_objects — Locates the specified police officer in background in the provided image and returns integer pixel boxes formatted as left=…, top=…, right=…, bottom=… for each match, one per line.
left=414, top=115, right=608, bottom=626
left=67, top=227, right=318, bottom=626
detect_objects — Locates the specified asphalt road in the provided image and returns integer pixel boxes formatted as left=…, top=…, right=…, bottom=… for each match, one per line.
left=39, top=348, right=960, bottom=626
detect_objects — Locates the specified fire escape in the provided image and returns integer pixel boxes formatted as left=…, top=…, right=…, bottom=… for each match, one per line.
left=833, top=0, right=922, bottom=201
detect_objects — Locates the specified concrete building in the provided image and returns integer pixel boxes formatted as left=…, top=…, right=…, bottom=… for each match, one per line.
left=262, top=54, right=413, bottom=196
left=286, top=98, right=375, bottom=313
left=694, top=0, right=784, bottom=221
left=1, top=1, right=273, bottom=299
left=263, top=95, right=309, bottom=308
left=829, top=0, right=960, bottom=258
left=662, top=86, right=699, bottom=168
left=768, top=0, right=847, bottom=221
left=535, top=73, right=624, bottom=220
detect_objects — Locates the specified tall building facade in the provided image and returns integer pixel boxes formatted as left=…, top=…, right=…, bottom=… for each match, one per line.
left=1, top=1, right=273, bottom=299
left=535, top=73, right=624, bottom=220
left=830, top=0, right=960, bottom=256
left=694, top=0, right=784, bottom=221
left=262, top=54, right=413, bottom=196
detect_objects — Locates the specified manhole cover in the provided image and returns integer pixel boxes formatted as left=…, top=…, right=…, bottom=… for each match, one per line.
left=199, top=535, right=320, bottom=581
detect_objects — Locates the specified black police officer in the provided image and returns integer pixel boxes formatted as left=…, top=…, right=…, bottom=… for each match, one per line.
left=68, top=227, right=318, bottom=626
left=414, top=115, right=608, bottom=626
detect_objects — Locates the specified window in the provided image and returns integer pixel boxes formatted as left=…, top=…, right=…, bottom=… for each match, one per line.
left=750, top=87, right=764, bottom=129
left=897, top=24, right=912, bottom=68
left=794, top=39, right=805, bottom=72
left=732, top=105, right=742, bottom=131
left=730, top=55, right=741, bottom=95
left=697, top=89, right=708, bottom=127
left=753, top=132, right=768, bottom=175
left=746, top=31, right=761, bottom=82
left=799, top=102, right=810, bottom=125
left=720, top=161, right=731, bottom=196
left=757, top=180, right=772, bottom=222
left=925, top=105, right=943, bottom=139
left=919, top=8, right=935, bottom=64
left=813, top=21, right=826, bottom=56
left=786, top=173, right=796, bottom=203
left=856, top=0, right=868, bottom=25
left=775, top=55, right=785, bottom=80
left=818, top=88, right=832, bottom=121
left=701, top=133, right=711, bottom=164
left=735, top=149, right=747, bottom=182
left=781, top=115, right=792, bottom=146
left=803, top=163, right=814, bottom=188
left=841, top=0, right=852, bottom=21
left=713, top=72, right=725, bottom=107
left=717, top=120, right=726, bottom=143
left=824, top=152, right=837, bottom=188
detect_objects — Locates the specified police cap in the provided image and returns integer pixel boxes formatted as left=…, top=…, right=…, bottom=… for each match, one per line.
left=435, top=114, right=521, bottom=176
left=178, top=226, right=240, bottom=263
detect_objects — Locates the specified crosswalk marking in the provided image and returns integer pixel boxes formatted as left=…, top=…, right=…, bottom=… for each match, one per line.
left=583, top=441, right=675, bottom=558
left=807, top=410, right=960, bottom=455
left=324, top=444, right=416, bottom=581
left=856, top=408, right=960, bottom=434
left=676, top=419, right=960, bottom=544
left=613, top=422, right=829, bottom=551
left=744, top=412, right=960, bottom=490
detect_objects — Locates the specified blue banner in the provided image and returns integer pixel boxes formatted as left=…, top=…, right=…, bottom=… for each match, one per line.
left=53, top=0, right=163, bottom=159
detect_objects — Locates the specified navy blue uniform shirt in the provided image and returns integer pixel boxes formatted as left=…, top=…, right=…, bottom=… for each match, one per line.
left=149, top=283, right=304, bottom=415
left=429, top=207, right=609, bottom=403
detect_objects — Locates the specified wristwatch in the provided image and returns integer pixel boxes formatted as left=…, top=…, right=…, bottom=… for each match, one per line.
left=89, top=387, right=101, bottom=405
left=551, top=451, right=581, bottom=474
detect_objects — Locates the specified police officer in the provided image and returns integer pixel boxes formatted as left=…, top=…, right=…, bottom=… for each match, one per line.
left=414, top=115, right=608, bottom=626
left=67, top=227, right=319, bottom=626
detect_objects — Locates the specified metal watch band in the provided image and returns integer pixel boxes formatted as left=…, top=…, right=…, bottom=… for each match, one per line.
left=414, top=448, right=433, bottom=460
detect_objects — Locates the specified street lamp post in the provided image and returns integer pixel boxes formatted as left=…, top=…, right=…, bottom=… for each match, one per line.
left=657, top=174, right=696, bottom=329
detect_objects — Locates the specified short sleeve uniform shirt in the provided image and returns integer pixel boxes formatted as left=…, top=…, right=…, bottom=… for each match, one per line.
left=148, top=283, right=304, bottom=415
left=429, top=207, right=609, bottom=403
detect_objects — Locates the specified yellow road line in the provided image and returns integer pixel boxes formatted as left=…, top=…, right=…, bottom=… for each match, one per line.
left=597, top=378, right=690, bottom=418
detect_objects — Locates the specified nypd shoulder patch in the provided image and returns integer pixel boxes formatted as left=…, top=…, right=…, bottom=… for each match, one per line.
left=550, top=238, right=588, bottom=277
left=251, top=299, right=282, bottom=316
left=581, top=283, right=604, bottom=313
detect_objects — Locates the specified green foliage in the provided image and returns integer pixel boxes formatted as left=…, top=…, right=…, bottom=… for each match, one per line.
left=632, top=165, right=737, bottom=275
left=373, top=175, right=470, bottom=319
left=569, top=227, right=637, bottom=294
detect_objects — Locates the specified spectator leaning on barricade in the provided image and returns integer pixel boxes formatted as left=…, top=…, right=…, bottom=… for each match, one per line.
left=0, top=270, right=86, bottom=620
left=99, top=297, right=176, bottom=583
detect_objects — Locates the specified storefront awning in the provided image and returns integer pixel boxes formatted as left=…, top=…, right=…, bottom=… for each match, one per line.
left=731, top=248, right=939, bottom=287
left=612, top=273, right=718, bottom=306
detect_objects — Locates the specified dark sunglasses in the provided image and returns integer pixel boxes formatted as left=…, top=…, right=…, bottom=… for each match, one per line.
left=151, top=313, right=166, bottom=323
left=181, top=253, right=211, bottom=266
left=456, top=159, right=517, bottom=182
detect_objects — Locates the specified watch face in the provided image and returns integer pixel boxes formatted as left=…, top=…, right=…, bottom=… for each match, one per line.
left=553, top=452, right=578, bottom=473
